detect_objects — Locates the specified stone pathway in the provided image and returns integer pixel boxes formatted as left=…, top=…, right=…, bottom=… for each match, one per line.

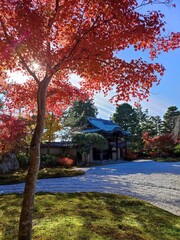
left=0, top=160, right=180, bottom=216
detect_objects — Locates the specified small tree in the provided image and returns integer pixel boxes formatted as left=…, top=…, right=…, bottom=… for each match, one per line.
left=143, top=132, right=175, bottom=156
left=173, top=144, right=180, bottom=157
left=42, top=113, right=62, bottom=142
left=73, top=132, right=108, bottom=165
left=42, top=113, right=62, bottom=154
left=0, top=114, right=27, bottom=154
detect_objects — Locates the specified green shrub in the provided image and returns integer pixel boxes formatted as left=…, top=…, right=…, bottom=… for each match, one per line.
left=45, top=154, right=58, bottom=167
left=174, top=144, right=180, bottom=157
left=41, top=154, right=47, bottom=162
left=17, top=152, right=29, bottom=167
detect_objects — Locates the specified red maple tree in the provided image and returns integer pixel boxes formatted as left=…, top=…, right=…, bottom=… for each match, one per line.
left=0, top=0, right=180, bottom=239
left=143, top=132, right=176, bottom=156
left=0, top=113, right=27, bottom=154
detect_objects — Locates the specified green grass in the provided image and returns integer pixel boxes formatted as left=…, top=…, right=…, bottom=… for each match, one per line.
left=0, top=167, right=84, bottom=185
left=0, top=193, right=179, bottom=240
left=152, top=157, right=180, bottom=162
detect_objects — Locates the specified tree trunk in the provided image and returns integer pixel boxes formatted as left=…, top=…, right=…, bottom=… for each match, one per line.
left=18, top=79, right=49, bottom=240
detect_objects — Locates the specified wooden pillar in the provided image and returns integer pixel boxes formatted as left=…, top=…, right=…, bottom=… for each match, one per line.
left=88, top=148, right=93, bottom=163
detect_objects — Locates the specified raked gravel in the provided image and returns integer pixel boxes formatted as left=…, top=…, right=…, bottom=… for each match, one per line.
left=0, top=160, right=180, bottom=216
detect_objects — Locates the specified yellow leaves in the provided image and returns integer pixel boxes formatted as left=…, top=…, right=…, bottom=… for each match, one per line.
left=42, top=113, right=62, bottom=142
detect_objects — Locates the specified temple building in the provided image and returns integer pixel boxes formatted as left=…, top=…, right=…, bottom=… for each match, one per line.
left=41, top=117, right=131, bottom=164
left=81, top=117, right=131, bottom=162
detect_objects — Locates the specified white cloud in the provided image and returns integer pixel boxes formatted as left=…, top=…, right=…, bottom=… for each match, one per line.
left=140, top=94, right=176, bottom=117
left=94, top=92, right=115, bottom=119
left=94, top=90, right=174, bottom=120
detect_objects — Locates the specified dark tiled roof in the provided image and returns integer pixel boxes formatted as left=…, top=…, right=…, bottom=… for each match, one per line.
left=81, top=117, right=131, bottom=136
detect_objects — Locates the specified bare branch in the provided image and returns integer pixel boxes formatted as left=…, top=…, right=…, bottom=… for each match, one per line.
left=136, top=0, right=174, bottom=9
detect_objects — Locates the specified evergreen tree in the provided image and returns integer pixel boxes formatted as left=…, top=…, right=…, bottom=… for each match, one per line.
left=163, top=106, right=180, bottom=134
left=150, top=116, right=163, bottom=136
left=135, top=106, right=149, bottom=133
left=136, top=106, right=163, bottom=137
left=112, top=103, right=138, bottom=132
left=64, top=99, right=98, bottom=129
left=112, top=103, right=142, bottom=152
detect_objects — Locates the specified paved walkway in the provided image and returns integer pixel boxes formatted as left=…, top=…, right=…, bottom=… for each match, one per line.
left=0, top=160, right=180, bottom=216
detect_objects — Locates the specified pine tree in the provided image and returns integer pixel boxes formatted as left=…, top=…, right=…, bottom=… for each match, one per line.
left=163, top=106, right=180, bottom=134
left=64, top=99, right=98, bottom=129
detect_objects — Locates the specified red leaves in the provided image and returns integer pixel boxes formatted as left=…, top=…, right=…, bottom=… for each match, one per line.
left=143, top=132, right=176, bottom=154
left=3, top=76, right=89, bottom=116
left=0, top=114, right=27, bottom=154
left=0, top=0, right=179, bottom=113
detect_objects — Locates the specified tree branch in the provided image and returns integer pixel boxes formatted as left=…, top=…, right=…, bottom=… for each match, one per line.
left=136, top=0, right=174, bottom=10
left=0, top=17, right=40, bottom=84
left=48, top=0, right=60, bottom=30
left=76, top=0, right=91, bottom=35
left=52, top=13, right=107, bottom=74
left=45, top=0, right=61, bottom=76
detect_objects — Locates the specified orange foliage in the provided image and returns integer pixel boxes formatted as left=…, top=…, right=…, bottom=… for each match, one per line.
left=57, top=157, right=75, bottom=167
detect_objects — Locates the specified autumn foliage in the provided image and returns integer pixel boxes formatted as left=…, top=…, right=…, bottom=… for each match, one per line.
left=143, top=132, right=176, bottom=156
left=0, top=114, right=27, bottom=154
left=0, top=0, right=180, bottom=113
left=57, top=157, right=75, bottom=168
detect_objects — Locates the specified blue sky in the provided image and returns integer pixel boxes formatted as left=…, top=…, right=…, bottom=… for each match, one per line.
left=93, top=0, right=180, bottom=119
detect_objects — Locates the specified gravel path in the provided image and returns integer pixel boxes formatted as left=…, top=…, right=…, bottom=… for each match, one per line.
left=0, top=160, right=180, bottom=216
